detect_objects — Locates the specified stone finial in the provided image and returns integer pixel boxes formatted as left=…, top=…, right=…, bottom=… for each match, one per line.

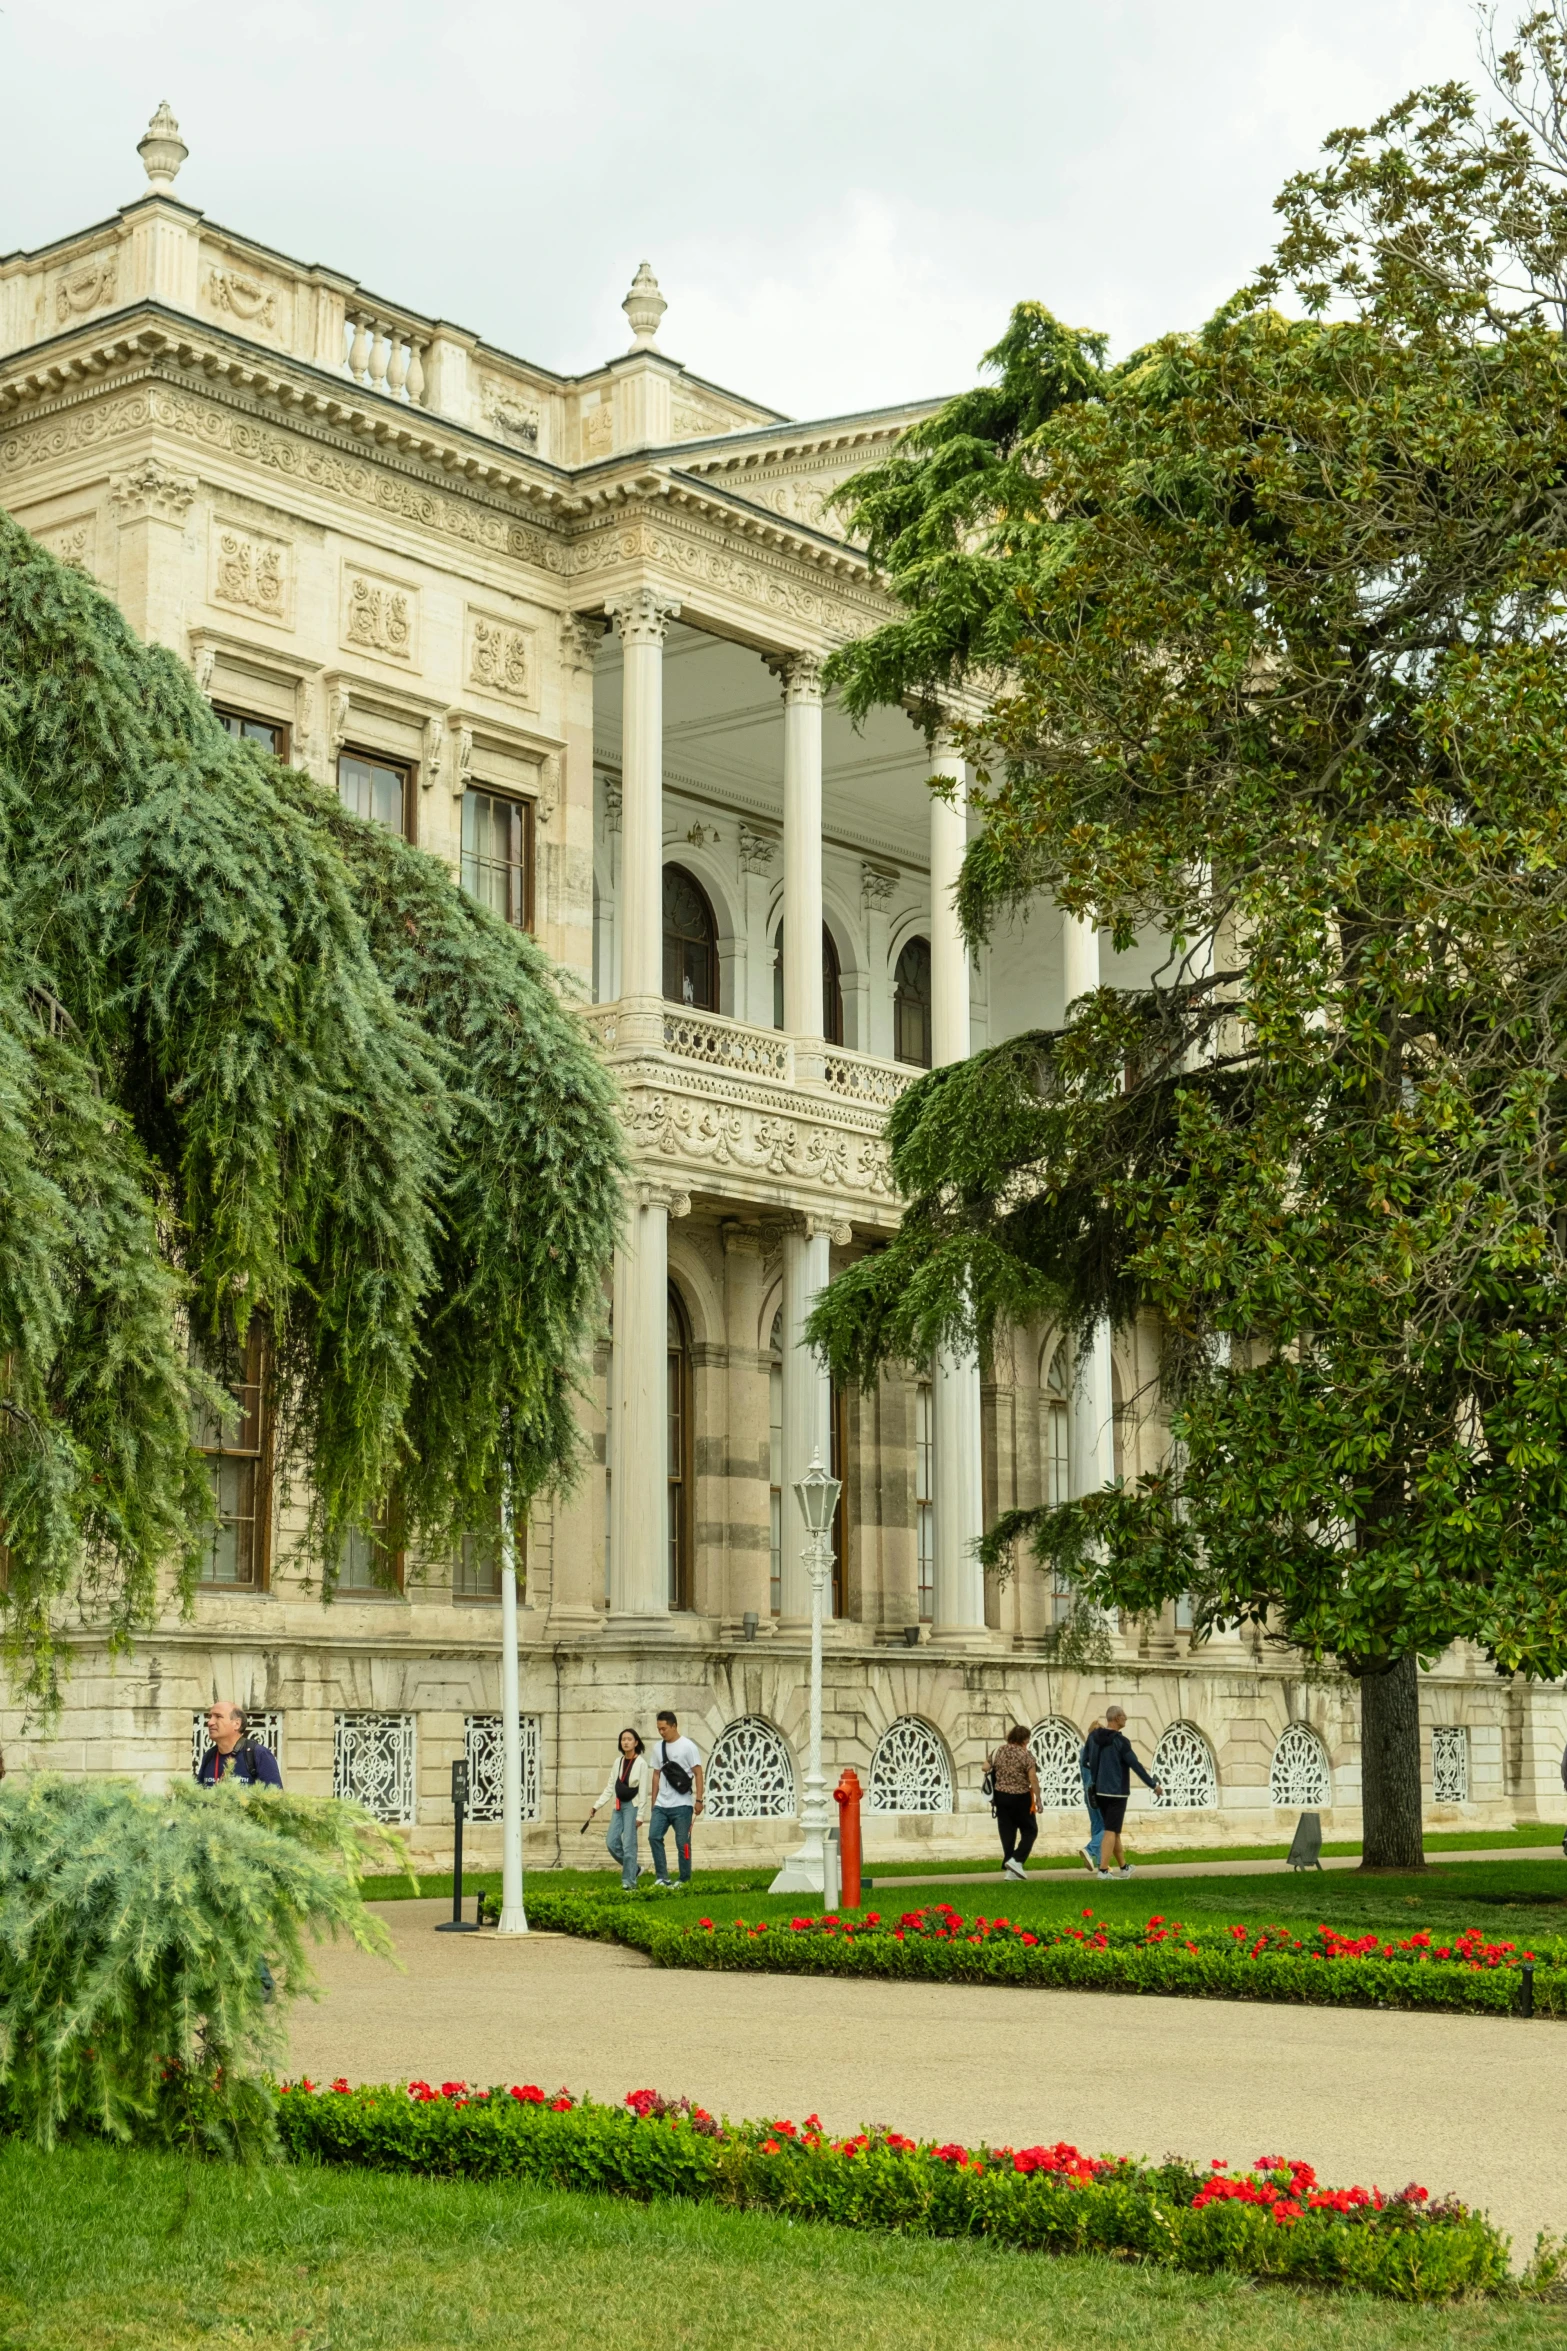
left=622, top=262, right=667, bottom=350
left=137, top=102, right=188, bottom=191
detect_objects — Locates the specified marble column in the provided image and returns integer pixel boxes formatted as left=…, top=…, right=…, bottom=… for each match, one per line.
left=607, top=587, right=680, bottom=1003
left=775, top=651, right=825, bottom=1067
left=780, top=1219, right=838, bottom=1622
left=1062, top=909, right=1117, bottom=1494
left=609, top=1180, right=688, bottom=1618
left=722, top=1224, right=773, bottom=1630
left=928, top=736, right=988, bottom=1637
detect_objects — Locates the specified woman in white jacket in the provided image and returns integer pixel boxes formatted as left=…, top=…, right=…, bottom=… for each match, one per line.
left=588, top=1728, right=648, bottom=1890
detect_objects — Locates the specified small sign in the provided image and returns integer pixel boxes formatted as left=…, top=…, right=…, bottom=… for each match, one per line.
left=451, top=1758, right=470, bottom=1809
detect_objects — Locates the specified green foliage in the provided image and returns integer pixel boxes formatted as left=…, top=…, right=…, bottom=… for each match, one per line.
left=810, top=13, right=1567, bottom=1779
left=0, top=1775, right=404, bottom=2154
left=276, top=2077, right=1518, bottom=2300
left=0, top=514, right=622, bottom=1695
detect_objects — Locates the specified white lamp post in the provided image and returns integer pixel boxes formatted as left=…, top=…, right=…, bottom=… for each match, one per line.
left=495, top=1474, right=528, bottom=1936
left=770, top=1451, right=841, bottom=1895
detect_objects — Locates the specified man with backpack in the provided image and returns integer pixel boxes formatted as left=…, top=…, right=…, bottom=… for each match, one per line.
left=647, top=1709, right=703, bottom=1887
left=194, top=1702, right=283, bottom=1788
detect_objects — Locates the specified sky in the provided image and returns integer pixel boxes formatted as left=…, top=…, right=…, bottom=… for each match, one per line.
left=1, top=0, right=1488, bottom=423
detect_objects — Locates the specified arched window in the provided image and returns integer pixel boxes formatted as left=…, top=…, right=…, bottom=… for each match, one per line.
left=867, top=1716, right=953, bottom=1813
left=663, top=866, right=719, bottom=1011
left=1030, top=1718, right=1083, bottom=1810
left=894, top=936, right=932, bottom=1068
left=1151, top=1722, right=1218, bottom=1810
left=667, top=1286, right=693, bottom=1608
left=772, top=921, right=844, bottom=1043
left=706, top=1719, right=796, bottom=1819
left=1270, top=1722, right=1331, bottom=1808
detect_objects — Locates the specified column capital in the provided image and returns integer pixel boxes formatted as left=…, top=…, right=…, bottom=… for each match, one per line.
left=606, top=587, right=681, bottom=646
left=861, top=862, right=898, bottom=909
left=804, top=1213, right=853, bottom=1246
left=738, top=821, right=780, bottom=875
left=108, top=457, right=197, bottom=523
left=560, top=609, right=607, bottom=670
left=633, top=1179, right=691, bottom=1218
left=765, top=648, right=824, bottom=706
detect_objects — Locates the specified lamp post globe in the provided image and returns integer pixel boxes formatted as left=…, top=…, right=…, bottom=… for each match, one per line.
left=769, top=1451, right=841, bottom=1897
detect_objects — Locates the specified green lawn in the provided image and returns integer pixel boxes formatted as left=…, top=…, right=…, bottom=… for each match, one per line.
left=0, top=2141, right=1559, bottom=2351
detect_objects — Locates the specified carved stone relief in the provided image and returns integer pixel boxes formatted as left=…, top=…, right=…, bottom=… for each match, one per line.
left=212, top=519, right=291, bottom=624
left=36, top=513, right=97, bottom=574
left=341, top=565, right=416, bottom=661
left=54, top=251, right=118, bottom=323
left=206, top=266, right=280, bottom=331
left=107, top=457, right=197, bottom=523
left=738, top=824, right=778, bottom=875
left=466, top=608, right=534, bottom=704
left=581, top=400, right=613, bottom=460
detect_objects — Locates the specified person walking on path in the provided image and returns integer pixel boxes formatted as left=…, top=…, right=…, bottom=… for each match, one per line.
left=1078, top=1716, right=1108, bottom=1875
left=195, top=1703, right=282, bottom=1787
left=987, top=1725, right=1040, bottom=1881
left=586, top=1727, right=648, bottom=1890
left=1081, top=1707, right=1161, bottom=1876
left=648, top=1710, right=704, bottom=1887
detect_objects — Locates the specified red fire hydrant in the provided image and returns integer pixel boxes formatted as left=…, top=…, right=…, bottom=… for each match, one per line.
left=833, top=1768, right=863, bottom=1909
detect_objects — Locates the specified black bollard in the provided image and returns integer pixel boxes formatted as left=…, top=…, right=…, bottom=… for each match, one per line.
left=1520, top=1961, right=1535, bottom=2019
left=435, top=1756, right=481, bottom=1933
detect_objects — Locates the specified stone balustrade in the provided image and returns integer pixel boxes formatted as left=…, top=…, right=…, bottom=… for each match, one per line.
left=342, top=307, right=430, bottom=406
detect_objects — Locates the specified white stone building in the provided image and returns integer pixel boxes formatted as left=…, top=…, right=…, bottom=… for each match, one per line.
left=2, top=109, right=1562, bottom=1865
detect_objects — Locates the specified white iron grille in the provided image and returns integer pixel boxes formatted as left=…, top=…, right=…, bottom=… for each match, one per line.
left=189, top=1708, right=283, bottom=1777
left=463, top=1714, right=542, bottom=1823
left=1269, top=1721, right=1332, bottom=1808
left=333, top=1711, right=416, bottom=1823
left=1151, top=1723, right=1218, bottom=1810
left=867, top=1716, right=953, bottom=1814
left=705, top=1718, right=796, bottom=1820
left=1029, top=1718, right=1084, bottom=1810
left=1432, top=1723, right=1470, bottom=1803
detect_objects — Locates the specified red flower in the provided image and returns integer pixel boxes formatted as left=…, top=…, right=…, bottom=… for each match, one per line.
left=760, top=2137, right=782, bottom=2155
left=511, top=2084, right=546, bottom=2104
left=329, top=2077, right=351, bottom=2095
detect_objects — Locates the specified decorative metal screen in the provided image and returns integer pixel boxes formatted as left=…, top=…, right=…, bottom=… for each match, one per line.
left=1151, top=1722, right=1218, bottom=1810
left=1030, top=1718, right=1084, bottom=1810
left=463, top=1714, right=542, bottom=1824
left=1269, top=1721, right=1332, bottom=1808
left=1432, top=1723, right=1470, bottom=1803
left=705, top=1718, right=796, bottom=1820
left=333, top=1711, right=416, bottom=1823
left=189, top=1708, right=283, bottom=1778
left=867, top=1716, right=953, bottom=1814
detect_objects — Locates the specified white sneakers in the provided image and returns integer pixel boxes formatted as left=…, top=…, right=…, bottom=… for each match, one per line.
left=1003, top=1857, right=1027, bottom=1880
left=1079, top=1845, right=1098, bottom=1873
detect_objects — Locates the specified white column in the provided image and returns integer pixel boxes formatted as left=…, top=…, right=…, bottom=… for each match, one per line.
left=927, top=736, right=987, bottom=1638
left=1062, top=909, right=1117, bottom=1494
left=610, top=1182, right=687, bottom=1616
left=776, top=651, right=825, bottom=1061
left=862, top=865, right=897, bottom=1058
left=607, top=588, right=680, bottom=1002
left=780, top=1222, right=834, bottom=1621
left=495, top=1474, right=528, bottom=1936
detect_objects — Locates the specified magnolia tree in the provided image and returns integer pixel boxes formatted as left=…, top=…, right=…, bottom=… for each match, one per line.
left=811, top=8, right=1567, bottom=1869
left=0, top=517, right=622, bottom=1704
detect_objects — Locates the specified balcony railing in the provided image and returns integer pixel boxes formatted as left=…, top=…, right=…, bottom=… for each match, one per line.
left=581, top=999, right=919, bottom=1108
left=342, top=306, right=430, bottom=406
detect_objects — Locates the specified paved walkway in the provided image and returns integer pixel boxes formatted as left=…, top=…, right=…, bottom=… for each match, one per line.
left=875, top=1842, right=1564, bottom=1888
left=288, top=1897, right=1567, bottom=2265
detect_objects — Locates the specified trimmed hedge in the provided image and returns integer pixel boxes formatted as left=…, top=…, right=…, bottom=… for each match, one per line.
left=519, top=1889, right=1567, bottom=2019
left=275, top=2078, right=1530, bottom=2301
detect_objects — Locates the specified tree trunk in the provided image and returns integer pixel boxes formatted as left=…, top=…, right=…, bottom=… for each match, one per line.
left=1358, top=1653, right=1425, bottom=1871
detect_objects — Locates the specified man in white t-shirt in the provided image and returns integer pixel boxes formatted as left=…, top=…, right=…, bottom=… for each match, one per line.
left=648, top=1709, right=704, bottom=1887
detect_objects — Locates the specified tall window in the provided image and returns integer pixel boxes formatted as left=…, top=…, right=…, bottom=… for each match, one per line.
left=454, top=1509, right=526, bottom=1601
left=894, top=936, right=932, bottom=1067
left=668, top=1287, right=693, bottom=1609
left=663, top=866, right=719, bottom=1009
left=914, top=1379, right=934, bottom=1622
left=1043, top=1342, right=1072, bottom=1622
left=338, top=750, right=411, bottom=839
left=772, top=921, right=844, bottom=1042
left=462, top=787, right=534, bottom=930
left=215, top=706, right=289, bottom=759
left=191, top=1322, right=270, bottom=1589
left=769, top=1307, right=784, bottom=1616
left=339, top=1510, right=404, bottom=1596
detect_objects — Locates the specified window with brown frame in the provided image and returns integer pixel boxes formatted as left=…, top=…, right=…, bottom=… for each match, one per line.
left=663, top=866, right=719, bottom=1011
left=337, top=1513, right=405, bottom=1597
left=453, top=1509, right=527, bottom=1602
left=338, top=749, right=414, bottom=841
left=461, top=786, right=535, bottom=931
left=894, top=935, right=933, bottom=1068
left=190, top=1321, right=272, bottom=1591
left=215, top=706, right=291, bottom=760
left=667, top=1286, right=693, bottom=1609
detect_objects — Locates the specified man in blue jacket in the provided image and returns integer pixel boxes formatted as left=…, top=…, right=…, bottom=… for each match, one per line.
left=195, top=1702, right=283, bottom=1787
left=1080, top=1707, right=1161, bottom=1877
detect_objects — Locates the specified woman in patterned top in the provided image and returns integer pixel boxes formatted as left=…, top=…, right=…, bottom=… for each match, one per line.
left=987, top=1723, right=1041, bottom=1881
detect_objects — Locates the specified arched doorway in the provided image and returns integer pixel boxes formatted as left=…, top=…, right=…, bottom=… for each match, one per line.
left=893, top=935, right=932, bottom=1067
left=663, top=866, right=719, bottom=1010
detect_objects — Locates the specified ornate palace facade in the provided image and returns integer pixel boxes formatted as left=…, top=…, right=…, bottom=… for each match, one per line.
left=2, top=109, right=1562, bottom=1863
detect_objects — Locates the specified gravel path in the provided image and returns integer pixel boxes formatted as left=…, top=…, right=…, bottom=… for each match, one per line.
left=288, top=1896, right=1567, bottom=2265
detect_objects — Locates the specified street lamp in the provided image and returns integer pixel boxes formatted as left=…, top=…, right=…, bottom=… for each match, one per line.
left=769, top=1451, right=842, bottom=1895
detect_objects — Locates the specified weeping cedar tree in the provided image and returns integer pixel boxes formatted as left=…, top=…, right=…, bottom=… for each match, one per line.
left=810, top=8, right=1567, bottom=1870
left=0, top=513, right=623, bottom=1704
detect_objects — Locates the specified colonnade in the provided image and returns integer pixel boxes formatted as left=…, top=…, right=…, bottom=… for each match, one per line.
left=600, top=589, right=990, bottom=1638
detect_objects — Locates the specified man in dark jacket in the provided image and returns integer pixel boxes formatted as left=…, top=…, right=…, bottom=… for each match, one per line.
left=1080, top=1707, right=1161, bottom=1877
left=195, top=1702, right=282, bottom=1787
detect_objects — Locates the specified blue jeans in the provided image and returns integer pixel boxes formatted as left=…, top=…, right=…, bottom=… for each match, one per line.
left=606, top=1800, right=640, bottom=1889
left=649, top=1803, right=693, bottom=1884
left=1082, top=1779, right=1105, bottom=1868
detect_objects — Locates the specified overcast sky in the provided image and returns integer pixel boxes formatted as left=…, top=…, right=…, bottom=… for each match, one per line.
left=2, top=1, right=1489, bottom=422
